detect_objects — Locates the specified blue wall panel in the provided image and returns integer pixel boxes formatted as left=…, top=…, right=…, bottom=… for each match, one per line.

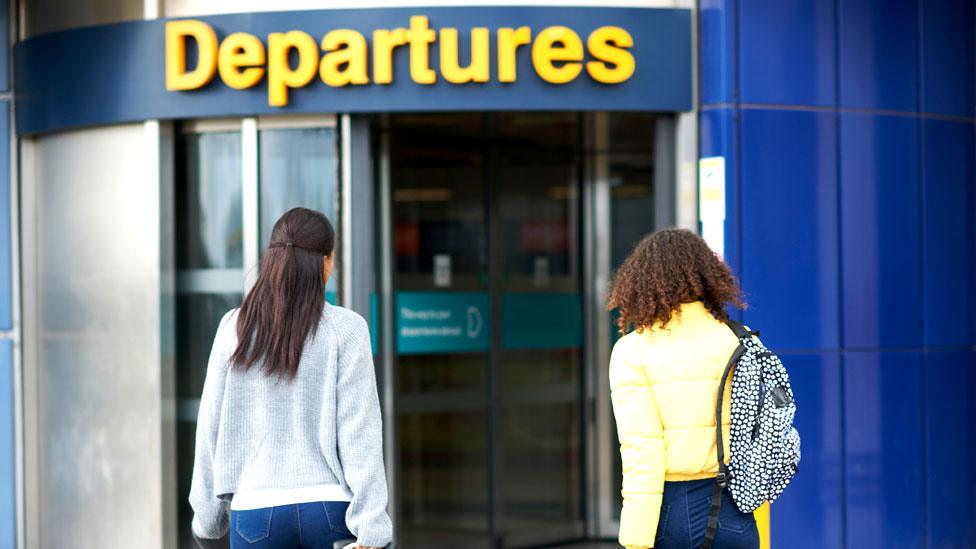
left=700, top=0, right=736, bottom=105
left=0, top=339, right=12, bottom=549
left=699, top=107, right=741, bottom=288
left=838, top=0, right=918, bottom=111
left=739, top=109, right=838, bottom=350
left=707, top=0, right=976, bottom=547
left=738, top=0, right=835, bottom=106
left=920, top=0, right=975, bottom=116
left=921, top=120, right=975, bottom=348
left=925, top=351, right=976, bottom=548
left=844, top=351, right=924, bottom=549
left=840, top=114, right=921, bottom=349
left=770, top=353, right=842, bottom=549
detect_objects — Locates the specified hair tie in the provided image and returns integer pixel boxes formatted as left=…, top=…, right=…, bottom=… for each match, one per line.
left=269, top=241, right=321, bottom=254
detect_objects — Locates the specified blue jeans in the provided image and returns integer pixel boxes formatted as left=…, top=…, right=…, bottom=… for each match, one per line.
left=230, top=501, right=354, bottom=548
left=654, top=478, right=759, bottom=549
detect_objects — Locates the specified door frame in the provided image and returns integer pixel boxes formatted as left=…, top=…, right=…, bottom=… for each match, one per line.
left=372, top=111, right=692, bottom=546
left=374, top=113, right=589, bottom=548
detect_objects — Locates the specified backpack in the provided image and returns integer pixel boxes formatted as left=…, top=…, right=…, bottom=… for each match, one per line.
left=703, top=320, right=801, bottom=549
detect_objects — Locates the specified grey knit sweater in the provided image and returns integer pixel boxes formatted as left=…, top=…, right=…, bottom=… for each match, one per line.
left=189, top=303, right=393, bottom=547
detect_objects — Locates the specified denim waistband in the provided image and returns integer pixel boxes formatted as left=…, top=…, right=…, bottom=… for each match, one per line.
left=663, top=477, right=719, bottom=499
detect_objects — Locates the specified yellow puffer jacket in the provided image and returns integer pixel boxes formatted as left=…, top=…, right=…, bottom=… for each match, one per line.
left=609, top=301, right=740, bottom=549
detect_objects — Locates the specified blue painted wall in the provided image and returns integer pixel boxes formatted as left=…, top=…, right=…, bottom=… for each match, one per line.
left=701, top=0, right=976, bottom=547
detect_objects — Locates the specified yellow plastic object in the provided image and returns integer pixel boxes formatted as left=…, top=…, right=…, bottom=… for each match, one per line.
left=755, top=502, right=771, bottom=549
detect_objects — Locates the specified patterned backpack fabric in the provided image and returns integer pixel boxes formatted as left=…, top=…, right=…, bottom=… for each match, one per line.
left=702, top=321, right=801, bottom=549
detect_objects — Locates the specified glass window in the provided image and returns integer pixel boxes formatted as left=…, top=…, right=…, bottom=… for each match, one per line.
left=174, top=129, right=244, bottom=549
left=382, top=113, right=585, bottom=547
left=176, top=132, right=244, bottom=270
left=605, top=113, right=659, bottom=522
left=259, top=127, right=340, bottom=301
left=387, top=114, right=491, bottom=547
left=173, top=121, right=341, bottom=548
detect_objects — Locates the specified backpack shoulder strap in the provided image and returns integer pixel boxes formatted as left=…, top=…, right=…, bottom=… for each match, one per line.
left=703, top=337, right=746, bottom=549
left=725, top=319, right=759, bottom=340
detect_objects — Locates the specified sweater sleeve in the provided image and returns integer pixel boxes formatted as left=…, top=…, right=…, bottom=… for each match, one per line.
left=610, top=338, right=666, bottom=549
left=189, top=311, right=234, bottom=540
left=336, top=315, right=393, bottom=548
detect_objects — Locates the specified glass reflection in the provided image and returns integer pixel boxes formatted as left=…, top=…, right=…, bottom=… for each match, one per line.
left=175, top=128, right=245, bottom=548
left=389, top=114, right=491, bottom=547
left=259, top=127, right=339, bottom=299
left=385, top=113, right=586, bottom=547
left=496, top=114, right=583, bottom=536
left=606, top=113, right=658, bottom=521
left=176, top=132, right=243, bottom=270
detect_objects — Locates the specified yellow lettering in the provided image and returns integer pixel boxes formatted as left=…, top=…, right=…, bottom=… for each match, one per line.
left=439, top=27, right=490, bottom=84
left=165, top=20, right=218, bottom=91
left=217, top=32, right=265, bottom=90
left=320, top=29, right=369, bottom=87
left=531, top=26, right=584, bottom=84
left=498, top=27, right=531, bottom=83
left=586, top=26, right=635, bottom=84
left=406, top=16, right=437, bottom=84
left=267, top=31, right=319, bottom=107
left=168, top=19, right=634, bottom=96
left=373, top=28, right=408, bottom=85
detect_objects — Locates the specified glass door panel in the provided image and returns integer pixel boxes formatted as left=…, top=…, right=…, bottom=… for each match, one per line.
left=258, top=126, right=340, bottom=300
left=389, top=114, right=492, bottom=548
left=600, top=113, right=661, bottom=528
left=495, top=114, right=584, bottom=545
left=384, top=113, right=585, bottom=548
left=174, top=128, right=244, bottom=549
left=173, top=118, right=341, bottom=549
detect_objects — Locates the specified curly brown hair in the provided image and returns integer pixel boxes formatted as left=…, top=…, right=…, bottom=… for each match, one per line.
left=607, top=228, right=745, bottom=334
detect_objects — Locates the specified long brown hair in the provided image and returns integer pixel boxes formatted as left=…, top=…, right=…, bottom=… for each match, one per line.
left=607, top=228, right=745, bottom=334
left=230, top=207, right=335, bottom=380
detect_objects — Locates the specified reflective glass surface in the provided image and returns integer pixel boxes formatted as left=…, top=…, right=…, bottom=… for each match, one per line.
left=495, top=115, right=583, bottom=534
left=606, top=113, right=658, bottom=521
left=175, top=129, right=244, bottom=549
left=259, top=127, right=340, bottom=299
left=389, top=114, right=491, bottom=547
left=176, top=132, right=243, bottom=270
left=385, top=113, right=584, bottom=547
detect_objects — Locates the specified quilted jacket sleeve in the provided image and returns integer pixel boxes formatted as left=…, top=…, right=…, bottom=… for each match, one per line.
left=610, top=337, right=666, bottom=549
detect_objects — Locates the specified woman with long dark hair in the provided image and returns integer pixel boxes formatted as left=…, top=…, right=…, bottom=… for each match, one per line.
left=607, top=228, right=757, bottom=549
left=190, top=207, right=391, bottom=549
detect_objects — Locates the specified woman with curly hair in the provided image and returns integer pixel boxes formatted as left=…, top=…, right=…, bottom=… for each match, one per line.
left=607, top=228, right=757, bottom=549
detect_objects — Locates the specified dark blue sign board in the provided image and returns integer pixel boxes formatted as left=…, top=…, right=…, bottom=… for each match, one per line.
left=15, top=7, right=692, bottom=135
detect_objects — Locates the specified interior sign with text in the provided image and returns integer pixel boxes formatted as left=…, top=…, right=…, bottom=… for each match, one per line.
left=397, top=292, right=489, bottom=354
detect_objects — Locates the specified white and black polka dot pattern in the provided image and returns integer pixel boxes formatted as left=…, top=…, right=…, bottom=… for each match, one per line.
left=724, top=330, right=801, bottom=513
